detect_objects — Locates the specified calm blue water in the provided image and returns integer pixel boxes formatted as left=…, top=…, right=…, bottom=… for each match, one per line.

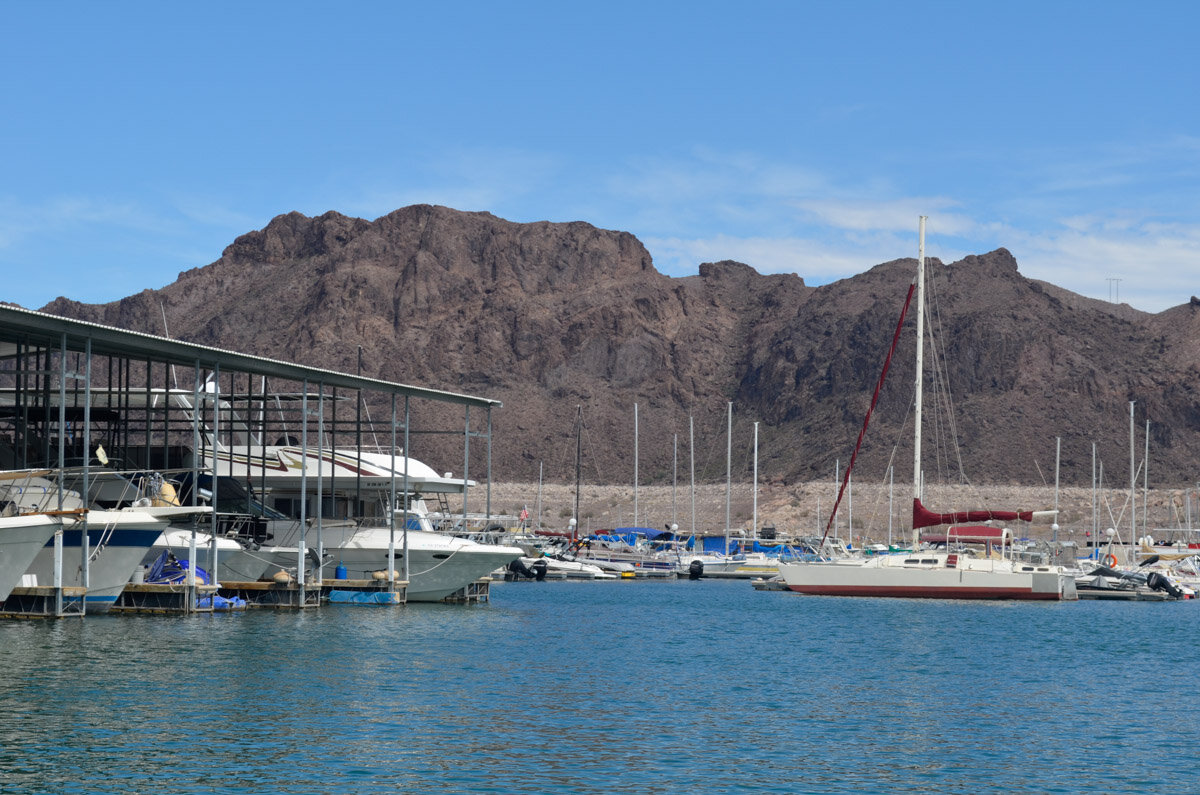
left=2, top=579, right=1199, bottom=794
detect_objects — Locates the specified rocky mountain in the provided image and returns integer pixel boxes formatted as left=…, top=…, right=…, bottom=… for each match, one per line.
left=41, top=205, right=1200, bottom=490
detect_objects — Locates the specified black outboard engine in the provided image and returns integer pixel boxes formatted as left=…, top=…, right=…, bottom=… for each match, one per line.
left=688, top=559, right=704, bottom=580
left=1145, top=571, right=1184, bottom=599
left=507, top=559, right=536, bottom=579
left=531, top=558, right=548, bottom=581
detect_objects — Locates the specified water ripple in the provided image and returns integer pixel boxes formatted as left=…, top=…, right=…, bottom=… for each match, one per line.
left=2, top=580, right=1199, bottom=793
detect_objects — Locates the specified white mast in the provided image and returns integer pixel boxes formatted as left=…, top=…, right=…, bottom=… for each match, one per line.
left=888, top=465, right=894, bottom=548
left=752, top=421, right=759, bottom=540
left=689, top=415, right=696, bottom=541
left=725, top=401, right=732, bottom=556
left=672, top=433, right=678, bottom=532
left=1092, top=442, right=1097, bottom=545
left=1123, top=401, right=1132, bottom=552
left=633, top=402, right=639, bottom=528
left=1053, top=437, right=1061, bottom=543
left=536, top=460, right=543, bottom=531
left=912, top=215, right=926, bottom=550
left=1130, top=401, right=1136, bottom=554
left=1143, top=418, right=1150, bottom=539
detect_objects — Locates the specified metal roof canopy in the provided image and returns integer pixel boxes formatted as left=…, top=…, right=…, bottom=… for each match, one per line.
left=0, top=305, right=500, bottom=409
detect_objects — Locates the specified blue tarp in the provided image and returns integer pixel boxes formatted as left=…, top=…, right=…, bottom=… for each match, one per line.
left=196, top=594, right=247, bottom=611
left=146, top=551, right=209, bottom=585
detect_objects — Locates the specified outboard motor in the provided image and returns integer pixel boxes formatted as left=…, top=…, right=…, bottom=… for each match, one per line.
left=531, top=558, right=548, bottom=582
left=688, top=559, right=704, bottom=580
left=1146, top=571, right=1184, bottom=599
left=507, top=559, right=537, bottom=579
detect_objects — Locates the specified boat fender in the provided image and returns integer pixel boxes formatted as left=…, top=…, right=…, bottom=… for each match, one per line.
left=1103, top=554, right=1119, bottom=568
left=688, top=559, right=704, bottom=580
left=152, top=481, right=180, bottom=507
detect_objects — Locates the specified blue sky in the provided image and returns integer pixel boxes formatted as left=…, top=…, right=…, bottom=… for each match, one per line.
left=3, top=1, right=1197, bottom=312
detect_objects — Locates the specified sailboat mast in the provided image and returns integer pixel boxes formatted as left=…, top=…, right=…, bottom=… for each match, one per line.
left=1129, top=400, right=1136, bottom=551
left=672, top=433, right=678, bottom=531
left=912, top=216, right=926, bottom=550
left=689, top=415, right=696, bottom=540
left=725, top=401, right=732, bottom=556
left=752, top=421, right=758, bottom=541
left=574, top=404, right=582, bottom=540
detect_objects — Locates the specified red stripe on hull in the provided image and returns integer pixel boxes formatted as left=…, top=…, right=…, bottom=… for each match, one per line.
left=786, top=584, right=1061, bottom=600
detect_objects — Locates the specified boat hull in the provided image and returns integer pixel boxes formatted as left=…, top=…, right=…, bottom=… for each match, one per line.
left=0, top=515, right=61, bottom=602
left=142, top=530, right=274, bottom=583
left=264, top=529, right=522, bottom=602
left=24, top=512, right=168, bottom=613
left=777, top=559, right=1076, bottom=601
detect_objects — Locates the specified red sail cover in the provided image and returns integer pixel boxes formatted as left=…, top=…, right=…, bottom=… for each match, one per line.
left=912, top=498, right=1032, bottom=530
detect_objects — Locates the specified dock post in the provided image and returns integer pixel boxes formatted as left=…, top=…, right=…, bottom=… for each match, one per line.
left=53, top=528, right=63, bottom=616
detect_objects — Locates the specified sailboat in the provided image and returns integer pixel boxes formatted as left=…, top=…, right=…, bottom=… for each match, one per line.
left=777, top=217, right=1077, bottom=600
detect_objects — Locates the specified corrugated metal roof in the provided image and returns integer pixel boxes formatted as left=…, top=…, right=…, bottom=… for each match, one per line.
left=0, top=305, right=500, bottom=409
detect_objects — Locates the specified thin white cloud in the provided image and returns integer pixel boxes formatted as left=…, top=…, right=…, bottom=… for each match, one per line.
left=791, top=198, right=973, bottom=236
left=1009, top=220, right=1200, bottom=311
left=336, top=146, right=566, bottom=223
left=596, top=139, right=1200, bottom=313
left=645, top=233, right=893, bottom=285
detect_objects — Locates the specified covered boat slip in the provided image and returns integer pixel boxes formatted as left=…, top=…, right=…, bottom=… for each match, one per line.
left=0, top=305, right=503, bottom=616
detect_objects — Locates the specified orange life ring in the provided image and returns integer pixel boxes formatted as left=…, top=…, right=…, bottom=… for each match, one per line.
left=1103, top=553, right=1119, bottom=568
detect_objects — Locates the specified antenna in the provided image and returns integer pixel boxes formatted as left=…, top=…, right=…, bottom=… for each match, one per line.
left=1107, top=277, right=1122, bottom=303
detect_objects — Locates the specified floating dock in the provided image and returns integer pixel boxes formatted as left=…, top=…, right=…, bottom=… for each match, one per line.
left=0, top=586, right=88, bottom=618
left=111, top=582, right=225, bottom=614
left=216, top=580, right=322, bottom=609
left=1076, top=588, right=1176, bottom=601
left=442, top=578, right=490, bottom=604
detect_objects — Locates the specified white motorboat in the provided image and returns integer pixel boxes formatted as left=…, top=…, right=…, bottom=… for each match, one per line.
left=0, top=470, right=65, bottom=601
left=550, top=534, right=675, bottom=577
left=21, top=508, right=170, bottom=613
left=192, top=442, right=521, bottom=601
left=2, top=473, right=171, bottom=612
left=503, top=555, right=616, bottom=580
left=0, top=512, right=61, bottom=602
left=141, top=528, right=273, bottom=583
left=262, top=522, right=523, bottom=601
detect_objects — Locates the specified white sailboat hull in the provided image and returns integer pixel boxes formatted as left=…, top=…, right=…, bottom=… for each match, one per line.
left=778, top=554, right=1077, bottom=600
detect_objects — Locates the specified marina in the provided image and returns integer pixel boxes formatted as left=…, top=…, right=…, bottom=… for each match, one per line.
left=7, top=6, right=1200, bottom=794
left=3, top=301, right=1197, bottom=618
left=0, top=305, right=516, bottom=617
left=2, top=299, right=1198, bottom=795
